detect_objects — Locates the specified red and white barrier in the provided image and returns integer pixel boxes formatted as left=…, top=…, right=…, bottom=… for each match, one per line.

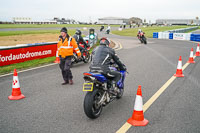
left=0, top=42, right=57, bottom=66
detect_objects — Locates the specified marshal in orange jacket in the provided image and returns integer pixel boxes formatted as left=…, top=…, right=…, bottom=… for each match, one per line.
left=57, top=36, right=81, bottom=58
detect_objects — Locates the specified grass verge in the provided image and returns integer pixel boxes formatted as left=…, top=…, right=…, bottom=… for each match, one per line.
left=112, top=26, right=199, bottom=38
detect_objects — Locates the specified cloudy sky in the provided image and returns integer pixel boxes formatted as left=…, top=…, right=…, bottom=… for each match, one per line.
left=0, top=0, right=199, bottom=23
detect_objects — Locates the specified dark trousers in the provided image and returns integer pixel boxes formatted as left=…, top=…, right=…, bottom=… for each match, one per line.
left=59, top=56, right=73, bottom=82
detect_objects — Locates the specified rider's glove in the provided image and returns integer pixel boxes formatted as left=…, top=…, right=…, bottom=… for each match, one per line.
left=120, top=64, right=127, bottom=71
left=58, top=35, right=62, bottom=41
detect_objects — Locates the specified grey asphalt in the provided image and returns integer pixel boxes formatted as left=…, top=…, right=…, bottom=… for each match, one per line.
left=1, top=30, right=200, bottom=133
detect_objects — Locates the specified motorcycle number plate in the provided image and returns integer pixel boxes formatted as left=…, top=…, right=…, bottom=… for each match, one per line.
left=83, top=83, right=94, bottom=91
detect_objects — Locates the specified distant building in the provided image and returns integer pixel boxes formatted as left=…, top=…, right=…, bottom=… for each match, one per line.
left=98, top=17, right=129, bottom=25
left=13, top=17, right=57, bottom=24
left=53, top=17, right=77, bottom=24
left=98, top=17, right=143, bottom=25
left=129, top=17, right=142, bottom=24
left=0, top=21, right=13, bottom=24
left=156, top=19, right=200, bottom=25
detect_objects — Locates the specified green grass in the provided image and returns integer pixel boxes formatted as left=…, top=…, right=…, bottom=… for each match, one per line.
left=0, top=30, right=76, bottom=36
left=0, top=56, right=56, bottom=75
left=112, top=26, right=199, bottom=38
left=0, top=24, right=120, bottom=29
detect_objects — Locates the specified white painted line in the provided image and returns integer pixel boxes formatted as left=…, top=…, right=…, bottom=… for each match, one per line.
left=116, top=53, right=197, bottom=133
left=111, top=40, right=123, bottom=51
left=0, top=63, right=57, bottom=78
left=116, top=123, right=132, bottom=133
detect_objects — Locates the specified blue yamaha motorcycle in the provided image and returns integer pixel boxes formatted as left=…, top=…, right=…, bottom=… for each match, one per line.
left=83, top=65, right=126, bottom=119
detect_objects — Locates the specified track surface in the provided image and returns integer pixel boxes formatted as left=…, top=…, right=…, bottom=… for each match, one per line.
left=1, top=30, right=200, bottom=133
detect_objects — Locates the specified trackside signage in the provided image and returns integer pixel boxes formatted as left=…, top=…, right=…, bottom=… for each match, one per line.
left=173, top=33, right=191, bottom=41
left=0, top=43, right=57, bottom=66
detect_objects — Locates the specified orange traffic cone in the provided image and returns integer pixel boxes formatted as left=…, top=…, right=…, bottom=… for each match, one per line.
left=195, top=44, right=200, bottom=56
left=54, top=50, right=60, bottom=63
left=8, top=69, right=25, bottom=100
left=127, top=85, right=149, bottom=126
left=174, top=56, right=184, bottom=77
left=187, top=48, right=195, bottom=63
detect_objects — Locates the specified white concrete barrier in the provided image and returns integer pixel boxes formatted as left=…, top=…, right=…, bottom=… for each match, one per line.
left=163, top=32, right=170, bottom=39
left=158, top=32, right=169, bottom=39
left=158, top=32, right=163, bottom=39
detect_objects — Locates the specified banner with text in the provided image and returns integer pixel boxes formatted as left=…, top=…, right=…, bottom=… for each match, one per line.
left=0, top=43, right=57, bottom=66
left=173, top=33, right=191, bottom=41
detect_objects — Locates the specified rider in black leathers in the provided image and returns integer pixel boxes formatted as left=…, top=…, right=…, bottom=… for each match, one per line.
left=73, top=29, right=89, bottom=54
left=90, top=37, right=126, bottom=89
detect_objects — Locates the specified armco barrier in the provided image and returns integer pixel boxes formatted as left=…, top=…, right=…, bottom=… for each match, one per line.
left=0, top=42, right=57, bottom=66
left=166, top=26, right=198, bottom=33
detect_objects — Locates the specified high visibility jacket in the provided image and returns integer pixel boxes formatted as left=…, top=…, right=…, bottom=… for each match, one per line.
left=57, top=36, right=81, bottom=58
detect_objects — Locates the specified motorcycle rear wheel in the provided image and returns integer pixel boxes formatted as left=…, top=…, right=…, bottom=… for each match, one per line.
left=83, top=89, right=103, bottom=119
left=83, top=51, right=90, bottom=63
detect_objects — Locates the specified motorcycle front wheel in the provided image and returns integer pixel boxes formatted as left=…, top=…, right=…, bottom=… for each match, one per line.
left=139, top=39, right=143, bottom=43
left=83, top=89, right=103, bottom=119
left=143, top=37, right=147, bottom=44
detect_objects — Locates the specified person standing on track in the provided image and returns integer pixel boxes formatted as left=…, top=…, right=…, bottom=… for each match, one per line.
left=57, top=27, right=81, bottom=85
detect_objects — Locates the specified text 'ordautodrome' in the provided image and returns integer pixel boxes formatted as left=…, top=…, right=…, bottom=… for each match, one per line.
left=0, top=50, right=52, bottom=62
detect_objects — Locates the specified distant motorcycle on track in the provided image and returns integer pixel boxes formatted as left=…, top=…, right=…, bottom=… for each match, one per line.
left=137, top=32, right=147, bottom=44
left=105, top=29, right=110, bottom=34
left=100, top=26, right=104, bottom=32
